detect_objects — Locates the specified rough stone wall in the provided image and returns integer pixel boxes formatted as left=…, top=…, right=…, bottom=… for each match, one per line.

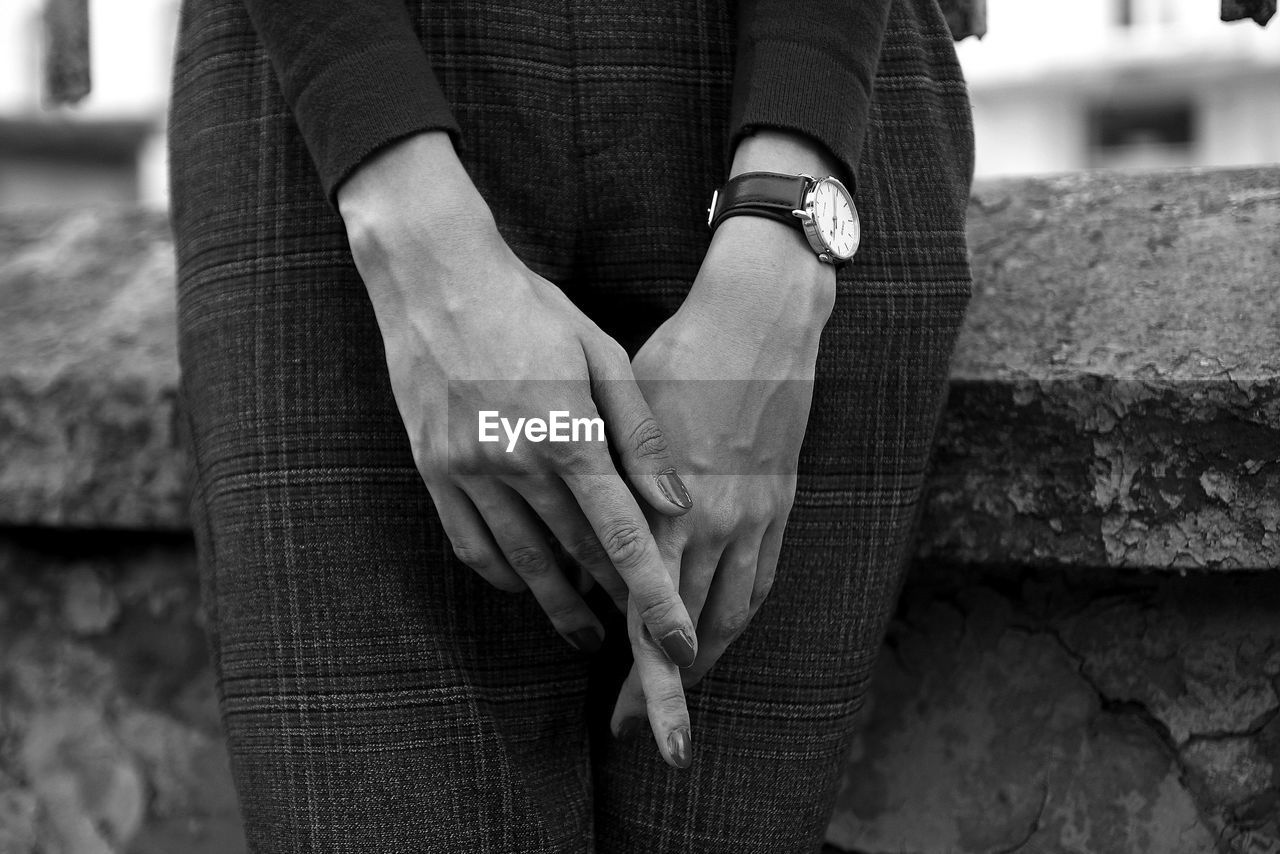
left=828, top=565, right=1280, bottom=854
left=5, top=530, right=1278, bottom=854
left=0, top=532, right=243, bottom=854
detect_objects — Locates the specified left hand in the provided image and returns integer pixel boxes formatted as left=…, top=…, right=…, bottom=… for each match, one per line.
left=610, top=213, right=837, bottom=767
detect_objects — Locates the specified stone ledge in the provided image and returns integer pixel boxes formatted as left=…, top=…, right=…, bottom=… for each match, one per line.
left=1, top=167, right=1277, bottom=568
left=923, top=167, right=1280, bottom=570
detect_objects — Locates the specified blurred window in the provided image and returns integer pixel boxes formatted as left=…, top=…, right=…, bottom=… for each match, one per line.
left=1112, top=0, right=1181, bottom=30
left=0, top=119, right=147, bottom=209
left=1087, top=101, right=1195, bottom=170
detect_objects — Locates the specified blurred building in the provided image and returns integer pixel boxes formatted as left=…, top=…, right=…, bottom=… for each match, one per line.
left=0, top=0, right=175, bottom=209
left=958, top=0, right=1280, bottom=177
left=0, top=0, right=1277, bottom=209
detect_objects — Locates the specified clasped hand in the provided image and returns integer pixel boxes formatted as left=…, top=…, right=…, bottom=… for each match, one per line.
left=608, top=216, right=834, bottom=768
left=339, top=131, right=834, bottom=771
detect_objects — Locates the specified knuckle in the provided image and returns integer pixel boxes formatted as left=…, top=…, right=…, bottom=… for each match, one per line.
left=648, top=685, right=687, bottom=716
left=505, top=544, right=556, bottom=579
left=702, top=504, right=739, bottom=542
left=497, top=449, right=539, bottom=476
left=450, top=538, right=491, bottom=570
left=606, top=339, right=631, bottom=365
left=416, top=447, right=448, bottom=478
left=540, top=598, right=582, bottom=626
left=449, top=443, right=499, bottom=477
left=589, top=336, right=630, bottom=371
left=465, top=443, right=533, bottom=476
left=717, top=609, right=752, bottom=639
left=505, top=472, right=555, bottom=498
left=551, top=440, right=594, bottom=472
left=751, top=573, right=776, bottom=607
left=637, top=598, right=678, bottom=634
left=628, top=416, right=669, bottom=459
left=564, top=532, right=611, bottom=568
left=599, top=520, right=652, bottom=570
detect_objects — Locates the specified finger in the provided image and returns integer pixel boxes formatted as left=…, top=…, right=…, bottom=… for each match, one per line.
left=613, top=599, right=693, bottom=770
left=750, top=521, right=785, bottom=619
left=561, top=471, right=698, bottom=667
left=677, top=544, right=725, bottom=630
left=552, top=543, right=597, bottom=594
left=583, top=339, right=693, bottom=517
left=683, top=536, right=763, bottom=688
left=611, top=533, right=691, bottom=734
left=611, top=664, right=646, bottom=739
left=429, top=481, right=525, bottom=593
left=462, top=479, right=605, bottom=654
left=506, top=474, right=629, bottom=613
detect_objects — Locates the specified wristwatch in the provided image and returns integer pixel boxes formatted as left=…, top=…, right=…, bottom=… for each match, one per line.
left=707, top=171, right=860, bottom=265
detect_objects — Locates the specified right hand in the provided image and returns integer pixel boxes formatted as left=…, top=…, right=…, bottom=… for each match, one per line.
left=336, top=131, right=699, bottom=664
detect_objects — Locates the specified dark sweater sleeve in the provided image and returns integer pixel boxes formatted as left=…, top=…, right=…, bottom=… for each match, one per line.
left=728, top=0, right=893, bottom=193
left=240, top=0, right=462, bottom=206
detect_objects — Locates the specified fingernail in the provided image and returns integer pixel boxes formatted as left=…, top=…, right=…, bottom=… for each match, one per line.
left=655, top=468, right=693, bottom=510
left=667, top=726, right=692, bottom=769
left=615, top=717, right=645, bottom=740
left=659, top=628, right=697, bottom=668
left=567, top=628, right=603, bottom=654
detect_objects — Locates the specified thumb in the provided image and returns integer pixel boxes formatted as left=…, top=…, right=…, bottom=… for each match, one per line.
left=585, top=340, right=693, bottom=517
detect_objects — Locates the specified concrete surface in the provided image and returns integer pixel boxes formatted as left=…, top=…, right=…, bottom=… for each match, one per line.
left=828, top=563, right=1280, bottom=854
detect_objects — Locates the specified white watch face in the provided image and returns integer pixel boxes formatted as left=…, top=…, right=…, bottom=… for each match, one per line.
left=811, top=179, right=860, bottom=261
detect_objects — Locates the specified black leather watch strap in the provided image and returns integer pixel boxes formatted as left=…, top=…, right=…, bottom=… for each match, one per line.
left=707, top=171, right=811, bottom=232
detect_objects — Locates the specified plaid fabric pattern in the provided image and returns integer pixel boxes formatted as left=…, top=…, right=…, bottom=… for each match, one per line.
left=168, top=0, right=973, bottom=851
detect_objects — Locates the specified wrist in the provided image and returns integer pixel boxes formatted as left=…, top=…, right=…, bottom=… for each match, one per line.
left=729, top=129, right=843, bottom=182
left=338, top=131, right=498, bottom=256
left=706, top=132, right=841, bottom=321
left=716, top=130, right=855, bottom=297
left=694, top=217, right=836, bottom=335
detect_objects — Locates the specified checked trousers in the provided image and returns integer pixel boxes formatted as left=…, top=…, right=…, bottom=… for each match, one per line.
left=168, top=0, right=974, bottom=850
